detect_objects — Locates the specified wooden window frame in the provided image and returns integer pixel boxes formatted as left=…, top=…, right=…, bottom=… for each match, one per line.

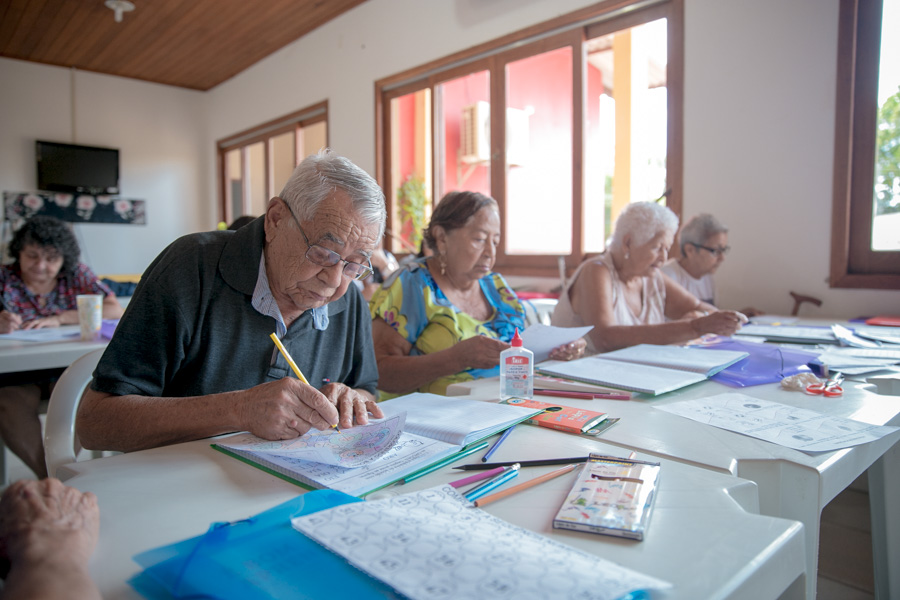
left=830, top=0, right=900, bottom=288
left=375, top=0, right=683, bottom=278
left=217, top=101, right=328, bottom=223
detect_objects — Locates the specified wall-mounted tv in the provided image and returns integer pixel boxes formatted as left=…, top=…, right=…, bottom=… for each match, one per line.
left=36, top=140, right=120, bottom=195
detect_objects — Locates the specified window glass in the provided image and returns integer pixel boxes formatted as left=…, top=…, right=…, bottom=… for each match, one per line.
left=246, top=142, right=266, bottom=216
left=270, top=131, right=295, bottom=199
left=389, top=89, right=433, bottom=254
left=505, top=47, right=573, bottom=255
left=224, top=149, right=243, bottom=221
left=437, top=71, right=491, bottom=199
left=584, top=18, right=668, bottom=253
left=873, top=0, right=900, bottom=251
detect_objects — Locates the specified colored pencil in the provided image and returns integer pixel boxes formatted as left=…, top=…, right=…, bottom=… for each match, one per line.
left=534, top=389, right=630, bottom=401
left=465, top=465, right=520, bottom=501
left=474, top=463, right=578, bottom=507
left=449, top=466, right=507, bottom=489
left=453, top=456, right=590, bottom=470
left=481, top=425, right=516, bottom=462
left=270, top=332, right=340, bottom=433
left=401, top=441, right=490, bottom=484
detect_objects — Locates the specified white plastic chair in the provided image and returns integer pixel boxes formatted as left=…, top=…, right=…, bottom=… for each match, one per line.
left=43, top=348, right=106, bottom=478
left=523, top=298, right=558, bottom=327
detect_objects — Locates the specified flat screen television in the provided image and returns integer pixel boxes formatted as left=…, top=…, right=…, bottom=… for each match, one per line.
left=36, top=140, right=120, bottom=195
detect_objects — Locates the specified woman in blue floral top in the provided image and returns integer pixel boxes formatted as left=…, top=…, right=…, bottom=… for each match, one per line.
left=370, top=191, right=584, bottom=399
left=0, top=216, right=123, bottom=478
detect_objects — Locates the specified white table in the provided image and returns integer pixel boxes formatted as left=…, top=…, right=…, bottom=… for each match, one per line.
left=0, top=325, right=108, bottom=374
left=62, top=431, right=806, bottom=600
left=449, top=375, right=900, bottom=600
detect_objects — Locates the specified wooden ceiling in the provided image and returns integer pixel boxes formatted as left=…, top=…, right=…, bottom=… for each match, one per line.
left=0, top=0, right=368, bottom=91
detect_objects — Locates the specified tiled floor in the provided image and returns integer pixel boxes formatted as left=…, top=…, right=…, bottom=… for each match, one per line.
left=0, top=448, right=878, bottom=598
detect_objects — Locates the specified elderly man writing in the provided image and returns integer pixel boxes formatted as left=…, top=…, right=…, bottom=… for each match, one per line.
left=77, top=149, right=385, bottom=452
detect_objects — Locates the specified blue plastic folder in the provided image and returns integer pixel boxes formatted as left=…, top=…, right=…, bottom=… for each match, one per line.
left=695, top=339, right=819, bottom=387
left=129, top=490, right=401, bottom=600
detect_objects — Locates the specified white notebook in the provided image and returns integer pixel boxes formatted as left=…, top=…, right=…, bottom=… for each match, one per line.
left=599, top=344, right=749, bottom=377
left=540, top=357, right=706, bottom=395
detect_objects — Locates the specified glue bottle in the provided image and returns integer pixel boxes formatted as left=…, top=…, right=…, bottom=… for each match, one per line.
left=499, top=328, right=533, bottom=400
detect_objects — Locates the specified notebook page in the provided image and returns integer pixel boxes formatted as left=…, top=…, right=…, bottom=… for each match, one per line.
left=540, top=357, right=706, bottom=395
left=601, top=344, right=748, bottom=376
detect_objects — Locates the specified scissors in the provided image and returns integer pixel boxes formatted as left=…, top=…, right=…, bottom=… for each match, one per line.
left=805, top=372, right=844, bottom=397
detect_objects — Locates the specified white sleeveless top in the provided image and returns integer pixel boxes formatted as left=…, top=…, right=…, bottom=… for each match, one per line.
left=551, top=253, right=667, bottom=353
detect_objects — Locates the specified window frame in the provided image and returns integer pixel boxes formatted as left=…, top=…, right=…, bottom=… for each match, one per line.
left=217, top=101, right=329, bottom=223
left=374, top=0, right=683, bottom=278
left=830, top=0, right=900, bottom=288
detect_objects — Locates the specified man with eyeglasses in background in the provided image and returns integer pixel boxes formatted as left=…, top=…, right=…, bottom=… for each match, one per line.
left=662, top=213, right=762, bottom=317
left=78, top=149, right=385, bottom=453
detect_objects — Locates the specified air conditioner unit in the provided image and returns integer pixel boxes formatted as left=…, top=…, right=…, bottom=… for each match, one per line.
left=460, top=102, right=529, bottom=166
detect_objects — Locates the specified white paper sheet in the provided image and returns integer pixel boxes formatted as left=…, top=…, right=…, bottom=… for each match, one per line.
left=1, top=326, right=81, bottom=342
left=217, top=413, right=405, bottom=467
left=655, top=393, right=900, bottom=452
left=520, top=324, right=593, bottom=363
left=292, top=484, right=671, bottom=600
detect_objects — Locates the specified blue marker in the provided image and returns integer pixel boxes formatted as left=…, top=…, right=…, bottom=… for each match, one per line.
left=465, top=464, right=520, bottom=501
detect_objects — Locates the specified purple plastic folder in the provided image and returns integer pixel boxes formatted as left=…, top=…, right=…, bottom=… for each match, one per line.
left=693, top=339, right=819, bottom=387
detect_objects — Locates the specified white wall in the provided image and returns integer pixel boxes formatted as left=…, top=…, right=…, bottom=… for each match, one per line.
left=0, top=58, right=207, bottom=275
left=2, top=0, right=898, bottom=316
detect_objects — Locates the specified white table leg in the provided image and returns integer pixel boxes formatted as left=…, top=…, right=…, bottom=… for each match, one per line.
left=868, top=439, right=900, bottom=600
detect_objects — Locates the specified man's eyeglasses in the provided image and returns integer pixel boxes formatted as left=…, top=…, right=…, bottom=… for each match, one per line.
left=284, top=203, right=374, bottom=281
left=691, top=243, right=730, bottom=258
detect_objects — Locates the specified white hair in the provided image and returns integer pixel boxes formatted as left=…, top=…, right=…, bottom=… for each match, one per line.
left=279, top=148, right=386, bottom=238
left=609, top=201, right=679, bottom=250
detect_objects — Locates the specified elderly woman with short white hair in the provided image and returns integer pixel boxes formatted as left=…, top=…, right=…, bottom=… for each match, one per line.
left=552, top=202, right=745, bottom=353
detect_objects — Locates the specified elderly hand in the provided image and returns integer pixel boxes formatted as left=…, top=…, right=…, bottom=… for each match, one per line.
left=0, top=478, right=99, bottom=569
left=691, top=310, right=746, bottom=337
left=319, top=382, right=383, bottom=429
left=237, top=378, right=341, bottom=440
left=549, top=337, right=587, bottom=361
left=455, top=335, right=510, bottom=371
left=0, top=310, right=23, bottom=334
left=21, top=315, right=64, bottom=330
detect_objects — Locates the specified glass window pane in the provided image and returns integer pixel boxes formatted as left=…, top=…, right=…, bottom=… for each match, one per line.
left=270, top=131, right=295, bottom=201
left=246, top=142, right=266, bottom=216
left=298, top=121, right=327, bottom=162
left=505, top=47, right=573, bottom=255
left=224, top=149, right=243, bottom=221
left=390, top=89, right=433, bottom=255
left=873, top=0, right=900, bottom=251
left=436, top=71, right=491, bottom=200
left=584, top=18, right=668, bottom=253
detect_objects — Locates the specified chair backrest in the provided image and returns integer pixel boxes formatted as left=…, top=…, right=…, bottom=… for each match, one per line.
left=43, top=348, right=105, bottom=478
left=523, top=298, right=559, bottom=327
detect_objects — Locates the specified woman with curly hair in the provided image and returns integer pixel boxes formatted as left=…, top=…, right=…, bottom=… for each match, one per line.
left=0, top=215, right=123, bottom=477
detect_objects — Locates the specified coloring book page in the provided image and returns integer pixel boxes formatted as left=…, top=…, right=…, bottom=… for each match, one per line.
left=656, top=393, right=899, bottom=452
left=292, top=484, right=671, bottom=600
left=217, top=413, right=405, bottom=468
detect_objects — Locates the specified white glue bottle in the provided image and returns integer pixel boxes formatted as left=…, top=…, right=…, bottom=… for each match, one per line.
left=499, top=328, right=534, bottom=400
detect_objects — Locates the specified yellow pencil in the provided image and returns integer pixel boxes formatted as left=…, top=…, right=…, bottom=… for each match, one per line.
left=269, top=333, right=340, bottom=433
left=473, top=463, right=578, bottom=507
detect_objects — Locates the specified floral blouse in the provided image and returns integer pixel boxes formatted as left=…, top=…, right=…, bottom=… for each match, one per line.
left=0, top=263, right=112, bottom=324
left=369, top=259, right=525, bottom=398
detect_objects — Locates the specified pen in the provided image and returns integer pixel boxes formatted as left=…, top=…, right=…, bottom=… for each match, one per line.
left=465, top=464, right=520, bottom=501
left=473, top=463, right=578, bottom=507
left=454, top=456, right=589, bottom=470
left=269, top=332, right=340, bottom=433
left=449, top=466, right=507, bottom=489
left=481, top=425, right=516, bottom=462
left=534, top=389, right=630, bottom=401
left=401, top=441, right=490, bottom=484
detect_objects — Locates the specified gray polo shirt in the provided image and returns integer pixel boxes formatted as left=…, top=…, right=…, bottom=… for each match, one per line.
left=92, top=217, right=378, bottom=398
